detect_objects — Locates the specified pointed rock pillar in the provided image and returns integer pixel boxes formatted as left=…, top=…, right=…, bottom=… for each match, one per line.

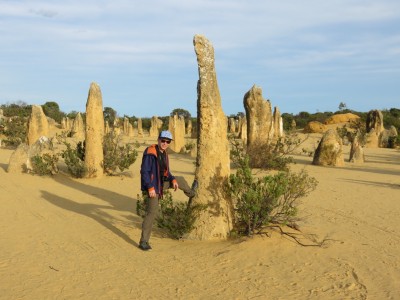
left=168, top=114, right=185, bottom=152
left=27, top=105, right=49, bottom=145
left=243, top=85, right=273, bottom=147
left=137, top=118, right=143, bottom=137
left=71, top=112, right=85, bottom=141
left=188, top=34, right=233, bottom=240
left=84, top=82, right=105, bottom=178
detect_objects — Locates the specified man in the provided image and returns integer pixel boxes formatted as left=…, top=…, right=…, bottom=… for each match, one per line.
left=139, top=130, right=198, bottom=251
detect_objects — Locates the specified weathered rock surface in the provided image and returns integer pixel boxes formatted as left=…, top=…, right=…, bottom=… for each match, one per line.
left=186, top=119, right=192, bottom=136
left=243, top=85, right=273, bottom=147
left=71, top=113, right=85, bottom=141
left=312, top=129, right=344, bottom=167
left=272, top=107, right=283, bottom=139
left=303, top=121, right=327, bottom=134
left=237, top=115, right=247, bottom=142
left=7, top=144, right=30, bottom=173
left=349, top=133, right=365, bottom=163
left=188, top=34, right=233, bottom=240
left=379, top=126, right=398, bottom=148
left=27, top=105, right=49, bottom=145
left=137, top=118, right=143, bottom=137
left=228, top=117, right=236, bottom=133
left=168, top=114, right=185, bottom=153
left=324, top=113, right=360, bottom=125
left=7, top=137, right=55, bottom=173
left=149, top=116, right=162, bottom=137
left=84, top=82, right=104, bottom=178
left=365, top=128, right=379, bottom=148
left=366, top=110, right=384, bottom=135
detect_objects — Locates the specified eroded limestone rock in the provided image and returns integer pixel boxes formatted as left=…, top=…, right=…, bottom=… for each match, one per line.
left=188, top=34, right=232, bottom=240
left=149, top=116, right=162, bottom=137
left=168, top=114, right=185, bottom=153
left=349, top=134, right=365, bottom=164
left=84, top=82, right=104, bottom=178
left=137, top=118, right=143, bottom=137
left=312, top=129, right=344, bottom=167
left=366, top=110, right=384, bottom=135
left=27, top=105, right=49, bottom=145
left=71, top=113, right=85, bottom=141
left=243, top=85, right=273, bottom=147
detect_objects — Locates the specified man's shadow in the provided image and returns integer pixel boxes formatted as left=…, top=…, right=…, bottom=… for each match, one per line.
left=41, top=190, right=140, bottom=247
left=41, top=174, right=146, bottom=247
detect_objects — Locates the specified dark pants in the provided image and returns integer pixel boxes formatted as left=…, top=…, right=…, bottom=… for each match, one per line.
left=139, top=177, right=193, bottom=243
left=140, top=193, right=160, bottom=243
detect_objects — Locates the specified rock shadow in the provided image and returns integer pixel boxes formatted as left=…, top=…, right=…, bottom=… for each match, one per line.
left=51, top=174, right=136, bottom=214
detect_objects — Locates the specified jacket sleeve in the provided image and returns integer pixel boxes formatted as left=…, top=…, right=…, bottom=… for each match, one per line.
left=167, top=169, right=176, bottom=184
left=140, top=154, right=156, bottom=193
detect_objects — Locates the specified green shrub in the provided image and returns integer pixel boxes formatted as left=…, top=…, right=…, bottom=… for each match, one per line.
left=102, top=133, right=138, bottom=175
left=231, top=133, right=305, bottom=171
left=76, top=141, right=85, bottom=161
left=184, top=141, right=195, bottom=151
left=388, top=135, right=400, bottom=149
left=228, top=146, right=318, bottom=236
left=30, top=153, right=60, bottom=176
left=60, top=142, right=87, bottom=178
left=336, top=125, right=350, bottom=142
left=2, top=116, right=27, bottom=147
left=136, top=190, right=207, bottom=240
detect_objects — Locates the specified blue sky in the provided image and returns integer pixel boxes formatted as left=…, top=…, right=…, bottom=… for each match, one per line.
left=1, top=0, right=399, bottom=118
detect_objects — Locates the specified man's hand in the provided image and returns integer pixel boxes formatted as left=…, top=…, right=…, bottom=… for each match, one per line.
left=172, top=181, right=179, bottom=191
left=149, top=190, right=156, bottom=198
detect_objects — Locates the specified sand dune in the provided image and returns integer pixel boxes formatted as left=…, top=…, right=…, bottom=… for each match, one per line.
left=1, top=136, right=399, bottom=299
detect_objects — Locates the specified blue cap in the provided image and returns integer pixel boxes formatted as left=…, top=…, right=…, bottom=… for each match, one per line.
left=159, top=130, right=173, bottom=140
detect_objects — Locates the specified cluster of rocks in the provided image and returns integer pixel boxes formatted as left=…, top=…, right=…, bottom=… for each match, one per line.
left=365, top=110, right=398, bottom=148
left=7, top=83, right=107, bottom=178
left=62, top=113, right=143, bottom=140
left=243, top=85, right=283, bottom=148
left=303, top=113, right=360, bottom=134
left=308, top=109, right=399, bottom=167
left=149, top=116, right=163, bottom=137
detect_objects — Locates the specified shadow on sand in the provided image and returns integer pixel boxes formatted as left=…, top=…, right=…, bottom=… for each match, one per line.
left=338, top=178, right=400, bottom=190
left=0, top=163, right=8, bottom=172
left=41, top=190, right=140, bottom=247
left=40, top=174, right=145, bottom=247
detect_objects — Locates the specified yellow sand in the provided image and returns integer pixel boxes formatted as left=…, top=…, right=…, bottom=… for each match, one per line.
left=1, top=135, right=399, bottom=299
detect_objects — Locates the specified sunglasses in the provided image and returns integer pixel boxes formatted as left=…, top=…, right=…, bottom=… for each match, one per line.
left=160, top=139, right=171, bottom=144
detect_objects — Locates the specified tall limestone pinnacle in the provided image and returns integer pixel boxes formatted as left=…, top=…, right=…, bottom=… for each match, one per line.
left=187, top=34, right=233, bottom=240
left=84, top=82, right=105, bottom=178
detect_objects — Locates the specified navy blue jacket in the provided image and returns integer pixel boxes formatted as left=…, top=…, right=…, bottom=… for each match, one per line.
left=140, top=144, right=176, bottom=196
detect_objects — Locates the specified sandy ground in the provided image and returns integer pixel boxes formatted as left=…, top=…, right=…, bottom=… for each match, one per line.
left=1, top=134, right=400, bottom=299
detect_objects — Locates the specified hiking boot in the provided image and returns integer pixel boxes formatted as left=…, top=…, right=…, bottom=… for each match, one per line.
left=191, top=179, right=198, bottom=192
left=184, top=179, right=199, bottom=198
left=138, top=241, right=152, bottom=251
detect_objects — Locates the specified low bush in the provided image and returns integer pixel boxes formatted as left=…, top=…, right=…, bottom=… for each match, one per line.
left=136, top=190, right=207, bottom=240
left=1, top=116, right=27, bottom=147
left=388, top=135, right=400, bottom=149
left=102, top=133, right=138, bottom=175
left=60, top=141, right=87, bottom=178
left=231, top=133, right=306, bottom=171
left=30, top=153, right=60, bottom=176
left=228, top=143, right=318, bottom=236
